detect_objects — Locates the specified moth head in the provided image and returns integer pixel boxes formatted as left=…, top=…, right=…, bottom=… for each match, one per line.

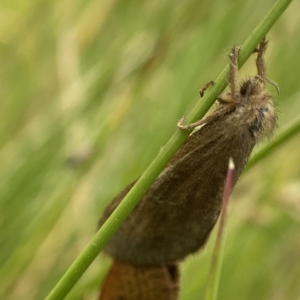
left=217, top=76, right=277, bottom=108
left=240, top=76, right=279, bottom=103
left=240, top=77, right=265, bottom=98
left=217, top=77, right=267, bottom=105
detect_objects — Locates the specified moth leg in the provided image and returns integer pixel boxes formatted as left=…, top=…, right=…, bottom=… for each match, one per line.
left=228, top=45, right=241, bottom=99
left=177, top=111, right=226, bottom=131
left=254, top=38, right=280, bottom=95
left=178, top=81, right=214, bottom=130
left=217, top=93, right=236, bottom=104
left=199, top=80, right=214, bottom=97
left=255, top=38, right=268, bottom=78
left=178, top=46, right=241, bottom=131
left=177, top=117, right=207, bottom=131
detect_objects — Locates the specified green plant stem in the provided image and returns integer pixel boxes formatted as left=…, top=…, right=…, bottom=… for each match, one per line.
left=44, top=0, right=293, bottom=299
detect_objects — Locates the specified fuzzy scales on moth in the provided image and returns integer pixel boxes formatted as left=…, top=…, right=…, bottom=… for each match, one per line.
left=99, top=39, right=277, bottom=267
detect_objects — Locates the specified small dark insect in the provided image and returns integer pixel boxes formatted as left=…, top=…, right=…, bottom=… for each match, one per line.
left=199, top=80, right=214, bottom=97
left=99, top=39, right=277, bottom=267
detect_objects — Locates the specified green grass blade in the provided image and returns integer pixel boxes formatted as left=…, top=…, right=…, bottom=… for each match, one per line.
left=246, top=116, right=300, bottom=170
left=204, top=159, right=235, bottom=300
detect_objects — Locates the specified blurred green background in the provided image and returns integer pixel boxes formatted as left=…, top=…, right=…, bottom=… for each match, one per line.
left=1, top=0, right=300, bottom=299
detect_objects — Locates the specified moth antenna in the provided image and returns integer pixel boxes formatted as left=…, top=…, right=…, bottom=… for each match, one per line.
left=255, top=75, right=280, bottom=96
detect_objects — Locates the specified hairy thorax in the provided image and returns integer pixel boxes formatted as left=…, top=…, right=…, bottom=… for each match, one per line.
left=219, top=77, right=277, bottom=141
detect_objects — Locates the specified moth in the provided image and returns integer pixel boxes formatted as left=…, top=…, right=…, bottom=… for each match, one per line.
left=99, top=38, right=277, bottom=268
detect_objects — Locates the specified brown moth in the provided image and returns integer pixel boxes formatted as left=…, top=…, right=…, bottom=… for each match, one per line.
left=99, top=39, right=277, bottom=267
